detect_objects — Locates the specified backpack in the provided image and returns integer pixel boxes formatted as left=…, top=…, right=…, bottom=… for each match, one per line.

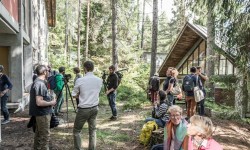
left=150, top=77, right=159, bottom=91
left=48, top=71, right=58, bottom=90
left=139, top=121, right=158, bottom=146
left=182, top=75, right=195, bottom=92
left=115, top=71, right=123, bottom=86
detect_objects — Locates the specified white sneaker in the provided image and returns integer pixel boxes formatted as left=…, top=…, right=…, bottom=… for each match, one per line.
left=1, top=120, right=10, bottom=125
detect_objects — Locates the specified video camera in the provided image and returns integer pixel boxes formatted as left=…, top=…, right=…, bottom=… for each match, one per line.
left=63, top=74, right=72, bottom=82
left=102, top=70, right=108, bottom=81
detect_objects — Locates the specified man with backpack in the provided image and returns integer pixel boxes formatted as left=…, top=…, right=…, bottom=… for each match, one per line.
left=182, top=67, right=203, bottom=119
left=149, top=73, right=160, bottom=104
left=106, top=65, right=119, bottom=121
left=54, top=67, right=65, bottom=116
left=47, top=65, right=58, bottom=94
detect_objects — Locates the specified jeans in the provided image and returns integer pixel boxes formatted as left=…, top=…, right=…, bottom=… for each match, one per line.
left=167, top=94, right=174, bottom=106
left=151, top=144, right=163, bottom=150
left=1, top=95, right=9, bottom=120
left=145, top=117, right=165, bottom=128
left=34, top=115, right=51, bottom=150
left=198, top=89, right=206, bottom=116
left=107, top=93, right=117, bottom=117
left=73, top=106, right=98, bottom=150
left=54, top=90, right=64, bottom=114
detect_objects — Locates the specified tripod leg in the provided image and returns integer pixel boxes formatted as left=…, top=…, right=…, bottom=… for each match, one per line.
left=65, top=83, right=76, bottom=113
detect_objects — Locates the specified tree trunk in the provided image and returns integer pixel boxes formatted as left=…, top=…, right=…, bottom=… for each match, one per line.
left=85, top=0, right=90, bottom=61
left=247, top=67, right=250, bottom=113
left=140, top=0, right=146, bottom=50
left=150, top=0, right=158, bottom=77
left=235, top=68, right=248, bottom=118
left=65, top=0, right=69, bottom=60
left=112, top=0, right=118, bottom=69
left=137, top=0, right=140, bottom=49
left=205, top=0, right=216, bottom=97
left=77, top=0, right=82, bottom=67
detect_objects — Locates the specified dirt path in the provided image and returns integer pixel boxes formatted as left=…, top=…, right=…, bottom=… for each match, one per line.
left=1, top=103, right=250, bottom=150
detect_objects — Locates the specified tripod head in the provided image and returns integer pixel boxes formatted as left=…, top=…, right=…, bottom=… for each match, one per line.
left=63, top=74, right=72, bottom=83
left=102, top=70, right=108, bottom=81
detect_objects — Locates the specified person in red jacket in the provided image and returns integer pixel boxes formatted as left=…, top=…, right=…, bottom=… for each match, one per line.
left=184, top=115, right=223, bottom=150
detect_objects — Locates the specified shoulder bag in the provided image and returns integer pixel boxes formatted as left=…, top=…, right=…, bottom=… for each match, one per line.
left=170, top=78, right=182, bottom=95
left=194, top=76, right=204, bottom=102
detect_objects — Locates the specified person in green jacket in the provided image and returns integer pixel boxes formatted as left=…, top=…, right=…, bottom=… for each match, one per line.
left=54, top=66, right=65, bottom=116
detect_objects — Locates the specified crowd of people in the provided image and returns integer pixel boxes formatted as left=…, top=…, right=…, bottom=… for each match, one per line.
left=1, top=61, right=223, bottom=149
left=1, top=60, right=120, bottom=149
left=146, top=66, right=222, bottom=150
left=28, top=61, right=119, bottom=149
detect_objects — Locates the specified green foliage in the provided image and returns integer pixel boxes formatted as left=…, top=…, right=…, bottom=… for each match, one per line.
left=98, top=63, right=151, bottom=110
left=210, top=75, right=237, bottom=89
left=206, top=100, right=241, bottom=120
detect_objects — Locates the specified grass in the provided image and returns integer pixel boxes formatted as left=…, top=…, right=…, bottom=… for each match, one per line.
left=97, top=130, right=130, bottom=142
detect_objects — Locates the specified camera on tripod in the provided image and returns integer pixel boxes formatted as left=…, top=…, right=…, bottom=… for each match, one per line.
left=63, top=74, right=72, bottom=82
left=102, top=71, right=108, bottom=81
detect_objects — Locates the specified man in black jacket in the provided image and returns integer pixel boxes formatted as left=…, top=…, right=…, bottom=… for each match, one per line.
left=106, top=65, right=118, bottom=120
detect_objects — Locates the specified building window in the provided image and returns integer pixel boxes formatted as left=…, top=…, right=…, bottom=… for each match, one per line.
left=217, top=55, right=235, bottom=75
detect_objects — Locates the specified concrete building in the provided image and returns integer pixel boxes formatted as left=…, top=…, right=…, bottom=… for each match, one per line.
left=0, top=0, right=56, bottom=109
left=141, top=52, right=167, bottom=69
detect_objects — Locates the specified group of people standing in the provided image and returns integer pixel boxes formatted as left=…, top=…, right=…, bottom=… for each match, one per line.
left=29, top=62, right=119, bottom=150
left=147, top=66, right=222, bottom=149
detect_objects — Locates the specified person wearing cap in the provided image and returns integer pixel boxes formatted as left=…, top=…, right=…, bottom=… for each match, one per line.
left=0, top=65, right=13, bottom=125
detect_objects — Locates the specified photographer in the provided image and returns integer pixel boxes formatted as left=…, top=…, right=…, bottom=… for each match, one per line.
left=106, top=65, right=118, bottom=121
left=54, top=66, right=65, bottom=116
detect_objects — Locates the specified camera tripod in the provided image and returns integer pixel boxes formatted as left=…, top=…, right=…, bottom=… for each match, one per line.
left=55, top=78, right=77, bottom=121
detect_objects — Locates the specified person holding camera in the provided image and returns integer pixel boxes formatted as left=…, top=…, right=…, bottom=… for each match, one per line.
left=145, top=90, right=169, bottom=128
left=72, top=61, right=102, bottom=150
left=106, top=65, right=119, bottom=121
left=0, top=65, right=13, bottom=125
left=54, top=66, right=65, bottom=116
left=29, top=65, right=56, bottom=149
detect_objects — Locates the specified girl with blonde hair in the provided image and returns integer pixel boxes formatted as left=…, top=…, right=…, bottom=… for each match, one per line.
left=184, top=115, right=222, bottom=150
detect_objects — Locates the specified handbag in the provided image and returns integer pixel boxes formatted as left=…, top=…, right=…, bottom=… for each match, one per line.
left=194, top=76, right=204, bottom=102
left=170, top=79, right=182, bottom=95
